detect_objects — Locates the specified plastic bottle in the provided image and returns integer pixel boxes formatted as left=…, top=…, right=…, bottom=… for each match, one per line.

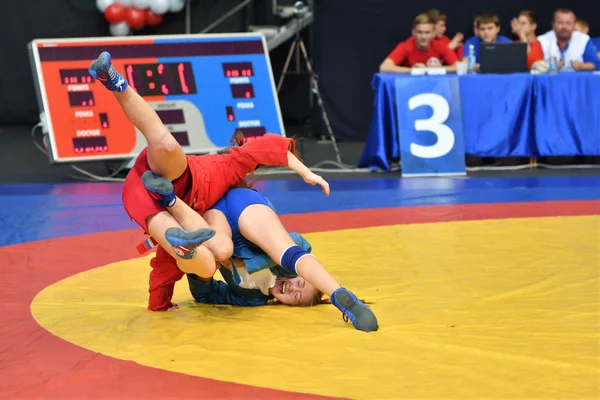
left=548, top=40, right=558, bottom=73
left=467, top=44, right=477, bottom=74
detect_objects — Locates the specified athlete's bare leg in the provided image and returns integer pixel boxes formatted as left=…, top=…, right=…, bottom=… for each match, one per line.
left=89, top=51, right=186, bottom=181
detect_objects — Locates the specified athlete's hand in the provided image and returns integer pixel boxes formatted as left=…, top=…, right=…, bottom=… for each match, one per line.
left=303, top=172, right=330, bottom=196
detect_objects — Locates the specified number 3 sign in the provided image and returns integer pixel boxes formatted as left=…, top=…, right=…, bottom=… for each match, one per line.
left=395, top=76, right=466, bottom=176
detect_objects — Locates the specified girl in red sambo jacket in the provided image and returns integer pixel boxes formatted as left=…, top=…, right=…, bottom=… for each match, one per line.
left=88, top=52, right=333, bottom=312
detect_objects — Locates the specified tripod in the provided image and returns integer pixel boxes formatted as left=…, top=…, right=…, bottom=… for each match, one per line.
left=276, top=16, right=342, bottom=164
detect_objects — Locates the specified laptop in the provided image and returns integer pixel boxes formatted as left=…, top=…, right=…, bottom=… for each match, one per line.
left=479, top=42, right=528, bottom=74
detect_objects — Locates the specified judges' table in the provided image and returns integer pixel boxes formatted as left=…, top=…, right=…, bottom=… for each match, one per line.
left=359, top=72, right=600, bottom=171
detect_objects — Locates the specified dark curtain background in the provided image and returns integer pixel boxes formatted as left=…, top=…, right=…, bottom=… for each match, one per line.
left=1, top=0, right=598, bottom=141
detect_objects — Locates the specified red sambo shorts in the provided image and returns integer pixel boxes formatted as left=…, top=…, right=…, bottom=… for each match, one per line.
left=122, top=148, right=192, bottom=234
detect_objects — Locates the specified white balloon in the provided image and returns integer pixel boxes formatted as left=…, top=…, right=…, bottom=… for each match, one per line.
left=119, top=0, right=132, bottom=6
left=168, top=0, right=185, bottom=13
left=96, top=0, right=115, bottom=12
left=131, top=0, right=151, bottom=9
left=109, top=21, right=131, bottom=36
left=149, top=0, right=170, bottom=14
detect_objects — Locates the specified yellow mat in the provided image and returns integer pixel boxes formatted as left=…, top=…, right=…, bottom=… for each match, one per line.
left=31, top=216, right=600, bottom=399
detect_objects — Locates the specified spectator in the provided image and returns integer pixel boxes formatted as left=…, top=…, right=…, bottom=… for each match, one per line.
left=537, top=9, right=597, bottom=72
left=462, top=13, right=512, bottom=64
left=379, top=13, right=458, bottom=73
left=574, top=17, right=589, bottom=34
left=573, top=16, right=600, bottom=61
left=427, top=9, right=464, bottom=58
left=472, top=15, right=481, bottom=37
left=511, top=10, right=544, bottom=69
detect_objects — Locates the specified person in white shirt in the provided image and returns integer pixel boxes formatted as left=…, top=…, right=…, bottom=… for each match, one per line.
left=537, top=9, right=598, bottom=72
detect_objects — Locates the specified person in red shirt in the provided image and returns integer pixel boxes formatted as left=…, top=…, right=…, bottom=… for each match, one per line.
left=379, top=13, right=458, bottom=73
left=88, top=52, right=338, bottom=314
left=511, top=10, right=544, bottom=70
left=427, top=9, right=465, bottom=60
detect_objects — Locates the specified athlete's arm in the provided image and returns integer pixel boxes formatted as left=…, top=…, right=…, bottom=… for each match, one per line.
left=287, top=152, right=330, bottom=196
left=187, top=274, right=267, bottom=306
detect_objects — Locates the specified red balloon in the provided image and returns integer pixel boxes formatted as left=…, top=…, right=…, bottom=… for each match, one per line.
left=104, top=3, right=126, bottom=24
left=144, top=10, right=163, bottom=27
left=125, top=7, right=145, bottom=30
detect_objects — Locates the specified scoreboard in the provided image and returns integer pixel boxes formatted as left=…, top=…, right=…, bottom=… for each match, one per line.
left=28, top=33, right=285, bottom=163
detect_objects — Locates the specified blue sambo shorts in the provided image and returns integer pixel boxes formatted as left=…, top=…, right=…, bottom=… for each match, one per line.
left=210, top=188, right=274, bottom=249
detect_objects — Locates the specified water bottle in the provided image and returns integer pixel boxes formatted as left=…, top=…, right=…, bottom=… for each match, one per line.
left=467, top=44, right=477, bottom=74
left=549, top=56, right=558, bottom=74
left=548, top=40, right=558, bottom=74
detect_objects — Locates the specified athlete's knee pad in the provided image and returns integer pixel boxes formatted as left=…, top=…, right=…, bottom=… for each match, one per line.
left=279, top=245, right=311, bottom=274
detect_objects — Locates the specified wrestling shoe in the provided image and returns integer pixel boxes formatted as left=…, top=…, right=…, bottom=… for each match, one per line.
left=330, top=288, right=379, bottom=332
left=141, top=170, right=176, bottom=207
left=88, top=51, right=128, bottom=92
left=165, top=227, right=216, bottom=260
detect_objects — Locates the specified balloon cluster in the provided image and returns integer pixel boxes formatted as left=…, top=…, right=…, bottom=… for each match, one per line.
left=96, top=0, right=186, bottom=36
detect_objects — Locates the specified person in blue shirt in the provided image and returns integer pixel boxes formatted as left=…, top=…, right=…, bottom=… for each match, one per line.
left=142, top=174, right=379, bottom=333
left=574, top=16, right=589, bottom=36
left=593, top=37, right=600, bottom=59
left=463, top=13, right=512, bottom=64
left=574, top=16, right=600, bottom=69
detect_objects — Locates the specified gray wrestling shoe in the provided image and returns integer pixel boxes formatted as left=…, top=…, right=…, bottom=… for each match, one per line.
left=330, top=288, right=379, bottom=332
left=165, top=227, right=216, bottom=260
left=141, top=170, right=176, bottom=207
left=88, top=51, right=128, bottom=92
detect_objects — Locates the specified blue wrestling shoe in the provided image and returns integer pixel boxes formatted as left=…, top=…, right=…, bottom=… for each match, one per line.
left=141, top=170, right=176, bottom=208
left=88, top=51, right=128, bottom=92
left=165, top=227, right=216, bottom=260
left=330, top=288, right=379, bottom=332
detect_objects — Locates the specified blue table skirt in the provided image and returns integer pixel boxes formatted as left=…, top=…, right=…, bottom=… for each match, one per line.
left=360, top=73, right=600, bottom=171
